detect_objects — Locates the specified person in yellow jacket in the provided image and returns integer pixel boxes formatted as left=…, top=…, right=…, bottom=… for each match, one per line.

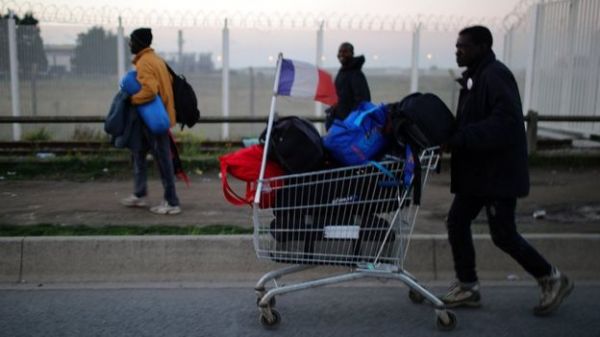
left=120, top=27, right=181, bottom=215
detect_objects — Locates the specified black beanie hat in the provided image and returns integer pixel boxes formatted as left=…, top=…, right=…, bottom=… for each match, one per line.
left=130, top=28, right=152, bottom=48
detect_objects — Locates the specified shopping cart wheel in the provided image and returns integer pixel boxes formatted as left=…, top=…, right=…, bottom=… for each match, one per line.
left=435, top=310, right=457, bottom=331
left=256, top=296, right=276, bottom=307
left=408, top=289, right=425, bottom=304
left=259, top=309, right=281, bottom=328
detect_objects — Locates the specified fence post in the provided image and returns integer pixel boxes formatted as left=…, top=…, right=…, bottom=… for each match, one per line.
left=559, top=0, right=579, bottom=128
left=178, top=30, right=183, bottom=69
left=527, top=110, right=538, bottom=154
left=249, top=66, right=255, bottom=134
left=503, top=27, right=513, bottom=64
left=315, top=20, right=325, bottom=132
left=31, top=63, right=38, bottom=116
left=8, top=11, right=21, bottom=141
left=117, top=17, right=125, bottom=83
left=221, top=19, right=230, bottom=140
left=523, top=3, right=540, bottom=115
left=249, top=67, right=255, bottom=117
left=410, top=21, right=421, bottom=93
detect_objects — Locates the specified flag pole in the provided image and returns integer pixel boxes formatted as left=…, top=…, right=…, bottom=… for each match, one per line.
left=254, top=53, right=283, bottom=205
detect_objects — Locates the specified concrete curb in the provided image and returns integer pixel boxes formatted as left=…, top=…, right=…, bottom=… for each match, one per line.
left=1, top=234, right=598, bottom=284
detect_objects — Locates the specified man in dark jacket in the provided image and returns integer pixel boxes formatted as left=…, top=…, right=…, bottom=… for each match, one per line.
left=326, top=42, right=371, bottom=128
left=440, top=26, right=573, bottom=316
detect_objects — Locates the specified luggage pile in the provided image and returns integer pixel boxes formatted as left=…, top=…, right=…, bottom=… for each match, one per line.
left=220, top=92, right=455, bottom=262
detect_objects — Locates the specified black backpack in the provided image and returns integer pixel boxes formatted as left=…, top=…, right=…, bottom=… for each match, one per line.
left=387, top=92, right=455, bottom=152
left=386, top=93, right=455, bottom=205
left=166, top=63, right=200, bottom=130
left=260, top=116, right=325, bottom=174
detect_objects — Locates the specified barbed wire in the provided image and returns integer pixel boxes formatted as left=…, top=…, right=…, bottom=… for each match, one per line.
left=1, top=0, right=508, bottom=32
left=501, top=0, right=561, bottom=31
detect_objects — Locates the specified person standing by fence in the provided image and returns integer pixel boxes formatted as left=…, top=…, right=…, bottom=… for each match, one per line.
left=325, top=42, right=371, bottom=129
left=440, top=25, right=573, bottom=315
left=120, top=27, right=181, bottom=215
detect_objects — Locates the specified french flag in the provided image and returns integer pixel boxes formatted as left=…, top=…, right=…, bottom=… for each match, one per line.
left=277, top=58, right=338, bottom=106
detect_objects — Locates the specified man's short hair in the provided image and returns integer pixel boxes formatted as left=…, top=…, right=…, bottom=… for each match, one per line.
left=459, top=25, right=493, bottom=49
left=339, top=42, right=354, bottom=53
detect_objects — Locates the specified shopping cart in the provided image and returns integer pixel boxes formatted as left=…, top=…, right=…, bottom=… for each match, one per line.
left=251, top=55, right=457, bottom=331
left=252, top=148, right=457, bottom=331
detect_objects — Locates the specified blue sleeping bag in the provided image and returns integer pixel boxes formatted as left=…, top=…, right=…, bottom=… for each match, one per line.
left=323, top=102, right=388, bottom=166
left=120, top=70, right=170, bottom=135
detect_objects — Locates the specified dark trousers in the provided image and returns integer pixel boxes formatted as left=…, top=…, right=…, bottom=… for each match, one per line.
left=446, top=194, right=552, bottom=283
left=132, top=131, right=179, bottom=207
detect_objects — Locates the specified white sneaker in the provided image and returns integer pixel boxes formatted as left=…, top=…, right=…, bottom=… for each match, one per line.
left=120, top=195, right=147, bottom=208
left=150, top=201, right=181, bottom=215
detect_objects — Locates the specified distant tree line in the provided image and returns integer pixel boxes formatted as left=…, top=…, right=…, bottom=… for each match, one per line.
left=71, top=26, right=129, bottom=75
left=1, top=14, right=216, bottom=77
left=0, top=12, right=47, bottom=78
left=72, top=27, right=215, bottom=75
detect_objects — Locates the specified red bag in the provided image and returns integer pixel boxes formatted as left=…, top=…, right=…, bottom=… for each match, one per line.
left=219, top=144, right=284, bottom=208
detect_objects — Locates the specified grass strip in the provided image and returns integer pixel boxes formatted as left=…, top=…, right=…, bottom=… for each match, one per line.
left=0, top=155, right=220, bottom=180
left=1, top=152, right=599, bottom=181
left=0, top=224, right=253, bottom=236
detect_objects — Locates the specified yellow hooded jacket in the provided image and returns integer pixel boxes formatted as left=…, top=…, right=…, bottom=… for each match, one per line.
left=131, top=48, right=176, bottom=127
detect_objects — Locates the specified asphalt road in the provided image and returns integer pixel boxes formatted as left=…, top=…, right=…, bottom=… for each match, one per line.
left=1, top=283, right=598, bottom=337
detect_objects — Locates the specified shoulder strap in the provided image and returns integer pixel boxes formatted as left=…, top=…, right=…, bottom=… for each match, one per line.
left=164, top=61, right=177, bottom=78
left=369, top=161, right=399, bottom=187
left=401, top=145, right=422, bottom=205
left=220, top=160, right=252, bottom=206
left=411, top=145, right=422, bottom=205
left=168, top=132, right=190, bottom=187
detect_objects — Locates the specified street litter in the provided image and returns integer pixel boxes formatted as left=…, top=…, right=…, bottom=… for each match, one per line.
left=36, top=152, right=56, bottom=159
left=533, top=209, right=546, bottom=219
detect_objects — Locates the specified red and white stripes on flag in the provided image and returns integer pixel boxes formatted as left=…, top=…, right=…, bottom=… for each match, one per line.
left=276, top=58, right=338, bottom=106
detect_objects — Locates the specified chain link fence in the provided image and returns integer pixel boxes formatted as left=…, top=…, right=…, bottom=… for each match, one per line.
left=0, top=0, right=564, bottom=140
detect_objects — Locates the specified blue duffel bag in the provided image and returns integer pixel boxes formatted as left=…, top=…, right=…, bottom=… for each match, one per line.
left=323, top=102, right=388, bottom=166
left=120, top=70, right=170, bottom=135
left=120, top=71, right=141, bottom=95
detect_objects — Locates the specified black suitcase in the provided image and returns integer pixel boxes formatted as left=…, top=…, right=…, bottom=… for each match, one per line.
left=270, top=163, right=405, bottom=242
left=260, top=116, right=325, bottom=174
left=270, top=213, right=396, bottom=265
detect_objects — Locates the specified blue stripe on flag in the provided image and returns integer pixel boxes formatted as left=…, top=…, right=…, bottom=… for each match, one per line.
left=277, top=58, right=294, bottom=96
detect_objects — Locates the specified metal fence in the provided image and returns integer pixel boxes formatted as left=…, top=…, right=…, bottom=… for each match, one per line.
left=504, top=0, right=600, bottom=136
left=2, top=0, right=599, bottom=141
left=0, top=0, right=510, bottom=141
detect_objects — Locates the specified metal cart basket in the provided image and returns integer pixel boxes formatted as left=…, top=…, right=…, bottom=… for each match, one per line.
left=253, top=149, right=457, bottom=331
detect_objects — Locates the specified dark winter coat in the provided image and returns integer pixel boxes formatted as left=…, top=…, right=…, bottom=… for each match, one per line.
left=448, top=51, right=530, bottom=198
left=331, top=55, right=371, bottom=122
left=105, top=90, right=144, bottom=151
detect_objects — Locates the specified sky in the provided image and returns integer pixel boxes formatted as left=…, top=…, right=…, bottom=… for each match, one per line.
left=48, top=0, right=522, bottom=18
left=27, top=0, right=525, bottom=69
